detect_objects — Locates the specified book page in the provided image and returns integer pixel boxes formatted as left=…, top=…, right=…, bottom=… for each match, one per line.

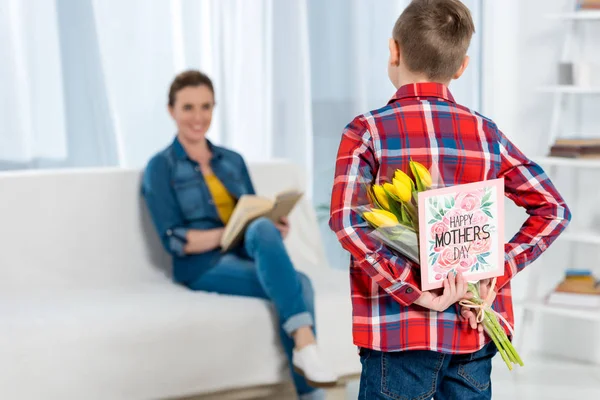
left=220, top=195, right=273, bottom=251
left=264, top=190, right=303, bottom=222
left=220, top=189, right=303, bottom=252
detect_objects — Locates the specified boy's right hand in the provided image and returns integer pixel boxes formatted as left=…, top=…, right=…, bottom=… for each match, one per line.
left=414, top=272, right=470, bottom=312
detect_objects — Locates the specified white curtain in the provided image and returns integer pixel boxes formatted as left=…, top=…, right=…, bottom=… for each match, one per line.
left=0, top=0, right=482, bottom=267
left=0, top=0, right=313, bottom=170
left=0, top=0, right=66, bottom=164
left=92, top=0, right=314, bottom=171
left=91, top=0, right=179, bottom=167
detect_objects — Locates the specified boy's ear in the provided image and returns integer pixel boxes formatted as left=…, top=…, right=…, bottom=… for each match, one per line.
left=453, top=55, right=470, bottom=80
left=168, top=105, right=175, bottom=119
left=388, top=38, right=400, bottom=67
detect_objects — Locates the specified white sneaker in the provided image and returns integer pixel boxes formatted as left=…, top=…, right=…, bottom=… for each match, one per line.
left=292, top=344, right=338, bottom=388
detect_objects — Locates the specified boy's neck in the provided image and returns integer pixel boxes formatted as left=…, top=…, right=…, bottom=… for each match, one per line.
left=395, top=70, right=450, bottom=89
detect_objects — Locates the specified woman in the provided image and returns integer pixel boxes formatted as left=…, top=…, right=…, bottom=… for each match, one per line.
left=142, top=70, right=337, bottom=399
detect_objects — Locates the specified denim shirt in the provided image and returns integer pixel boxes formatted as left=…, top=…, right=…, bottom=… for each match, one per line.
left=142, top=136, right=255, bottom=284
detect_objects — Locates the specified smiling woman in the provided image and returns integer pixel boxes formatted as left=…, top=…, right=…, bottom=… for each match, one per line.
left=141, top=70, right=338, bottom=399
left=167, top=73, right=215, bottom=144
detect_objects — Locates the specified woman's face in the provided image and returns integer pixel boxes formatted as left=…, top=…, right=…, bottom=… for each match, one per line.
left=169, top=85, right=215, bottom=143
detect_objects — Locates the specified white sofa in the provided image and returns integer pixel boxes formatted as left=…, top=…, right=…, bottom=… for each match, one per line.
left=0, top=161, right=360, bottom=400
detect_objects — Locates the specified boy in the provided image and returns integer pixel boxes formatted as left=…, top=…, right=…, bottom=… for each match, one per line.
left=328, top=0, right=571, bottom=399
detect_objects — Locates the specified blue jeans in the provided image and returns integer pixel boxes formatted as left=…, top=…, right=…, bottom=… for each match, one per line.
left=358, top=343, right=497, bottom=400
left=187, top=218, right=323, bottom=400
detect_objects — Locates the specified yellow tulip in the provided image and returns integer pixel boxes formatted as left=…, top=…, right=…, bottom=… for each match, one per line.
left=363, top=209, right=399, bottom=228
left=383, top=182, right=398, bottom=198
left=394, top=169, right=415, bottom=192
left=410, top=160, right=432, bottom=188
left=372, top=185, right=390, bottom=210
left=393, top=177, right=412, bottom=203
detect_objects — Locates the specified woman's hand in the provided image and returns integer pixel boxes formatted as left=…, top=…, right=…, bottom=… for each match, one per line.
left=275, top=216, right=290, bottom=239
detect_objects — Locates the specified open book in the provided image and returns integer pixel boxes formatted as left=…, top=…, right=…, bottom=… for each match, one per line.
left=220, top=189, right=303, bottom=252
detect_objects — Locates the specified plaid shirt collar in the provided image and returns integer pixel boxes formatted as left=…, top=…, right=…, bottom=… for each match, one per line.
left=388, top=82, right=456, bottom=105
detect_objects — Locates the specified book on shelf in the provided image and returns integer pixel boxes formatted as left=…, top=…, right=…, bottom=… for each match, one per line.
left=578, top=0, right=600, bottom=9
left=545, top=268, right=600, bottom=308
left=554, top=138, right=600, bottom=146
left=219, top=189, right=303, bottom=252
left=548, top=138, right=600, bottom=158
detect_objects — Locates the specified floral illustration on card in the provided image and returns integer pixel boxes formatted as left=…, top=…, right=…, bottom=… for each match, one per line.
left=424, top=186, right=499, bottom=283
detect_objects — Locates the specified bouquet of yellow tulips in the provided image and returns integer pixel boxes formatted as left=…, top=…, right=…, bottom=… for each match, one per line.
left=361, top=160, right=524, bottom=371
left=361, top=160, right=433, bottom=263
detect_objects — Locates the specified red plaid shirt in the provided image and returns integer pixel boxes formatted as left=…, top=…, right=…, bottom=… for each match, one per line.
left=329, top=83, right=571, bottom=353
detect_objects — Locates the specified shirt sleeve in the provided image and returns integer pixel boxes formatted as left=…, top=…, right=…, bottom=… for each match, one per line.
left=141, top=155, right=189, bottom=257
left=495, top=129, right=572, bottom=289
left=329, top=117, right=422, bottom=306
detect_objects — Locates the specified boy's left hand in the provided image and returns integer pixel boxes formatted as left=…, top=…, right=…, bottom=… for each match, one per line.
left=461, top=278, right=497, bottom=332
left=275, top=216, right=290, bottom=239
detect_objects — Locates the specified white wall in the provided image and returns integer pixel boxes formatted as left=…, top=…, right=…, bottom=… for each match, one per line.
left=483, top=0, right=600, bottom=364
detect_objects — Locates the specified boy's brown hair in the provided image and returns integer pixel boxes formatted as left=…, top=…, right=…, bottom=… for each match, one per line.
left=393, top=0, right=475, bottom=81
left=168, top=70, right=214, bottom=107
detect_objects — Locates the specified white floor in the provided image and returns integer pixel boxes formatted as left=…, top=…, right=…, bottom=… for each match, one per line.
left=345, top=353, right=600, bottom=399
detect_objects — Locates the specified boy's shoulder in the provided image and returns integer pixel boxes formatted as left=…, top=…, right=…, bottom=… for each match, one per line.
left=348, top=100, right=500, bottom=133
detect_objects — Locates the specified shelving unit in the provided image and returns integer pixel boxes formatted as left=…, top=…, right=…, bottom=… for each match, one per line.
left=537, top=85, right=600, bottom=94
left=561, top=230, right=600, bottom=245
left=546, top=10, right=600, bottom=20
left=515, top=4, right=600, bottom=360
left=534, top=155, right=600, bottom=168
left=522, top=301, right=600, bottom=322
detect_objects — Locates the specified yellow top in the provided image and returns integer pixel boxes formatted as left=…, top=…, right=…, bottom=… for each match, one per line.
left=204, top=174, right=236, bottom=224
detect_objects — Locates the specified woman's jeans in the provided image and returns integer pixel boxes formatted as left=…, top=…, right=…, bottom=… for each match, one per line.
left=358, top=342, right=497, bottom=400
left=187, top=217, right=322, bottom=399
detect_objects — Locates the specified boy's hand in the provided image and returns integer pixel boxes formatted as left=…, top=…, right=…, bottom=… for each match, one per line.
left=414, top=272, right=470, bottom=312
left=275, top=216, right=290, bottom=239
left=461, top=278, right=496, bottom=332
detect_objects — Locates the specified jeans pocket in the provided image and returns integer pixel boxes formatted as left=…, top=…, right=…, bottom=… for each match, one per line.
left=457, top=345, right=496, bottom=392
left=381, top=352, right=441, bottom=400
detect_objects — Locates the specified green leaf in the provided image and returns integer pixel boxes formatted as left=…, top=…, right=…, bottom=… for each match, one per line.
left=386, top=192, right=404, bottom=222
left=431, top=253, right=439, bottom=266
left=400, top=203, right=409, bottom=223
left=482, top=209, right=493, bottom=218
left=480, top=252, right=490, bottom=258
left=430, top=208, right=442, bottom=220
left=428, top=219, right=437, bottom=224
left=481, top=191, right=491, bottom=205
left=439, top=209, right=446, bottom=216
left=481, top=201, right=493, bottom=208
left=445, top=197, right=452, bottom=209
left=450, top=196, right=455, bottom=207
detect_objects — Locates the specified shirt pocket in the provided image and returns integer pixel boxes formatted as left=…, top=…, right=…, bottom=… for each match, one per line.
left=172, top=177, right=211, bottom=220
left=216, top=168, right=248, bottom=198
